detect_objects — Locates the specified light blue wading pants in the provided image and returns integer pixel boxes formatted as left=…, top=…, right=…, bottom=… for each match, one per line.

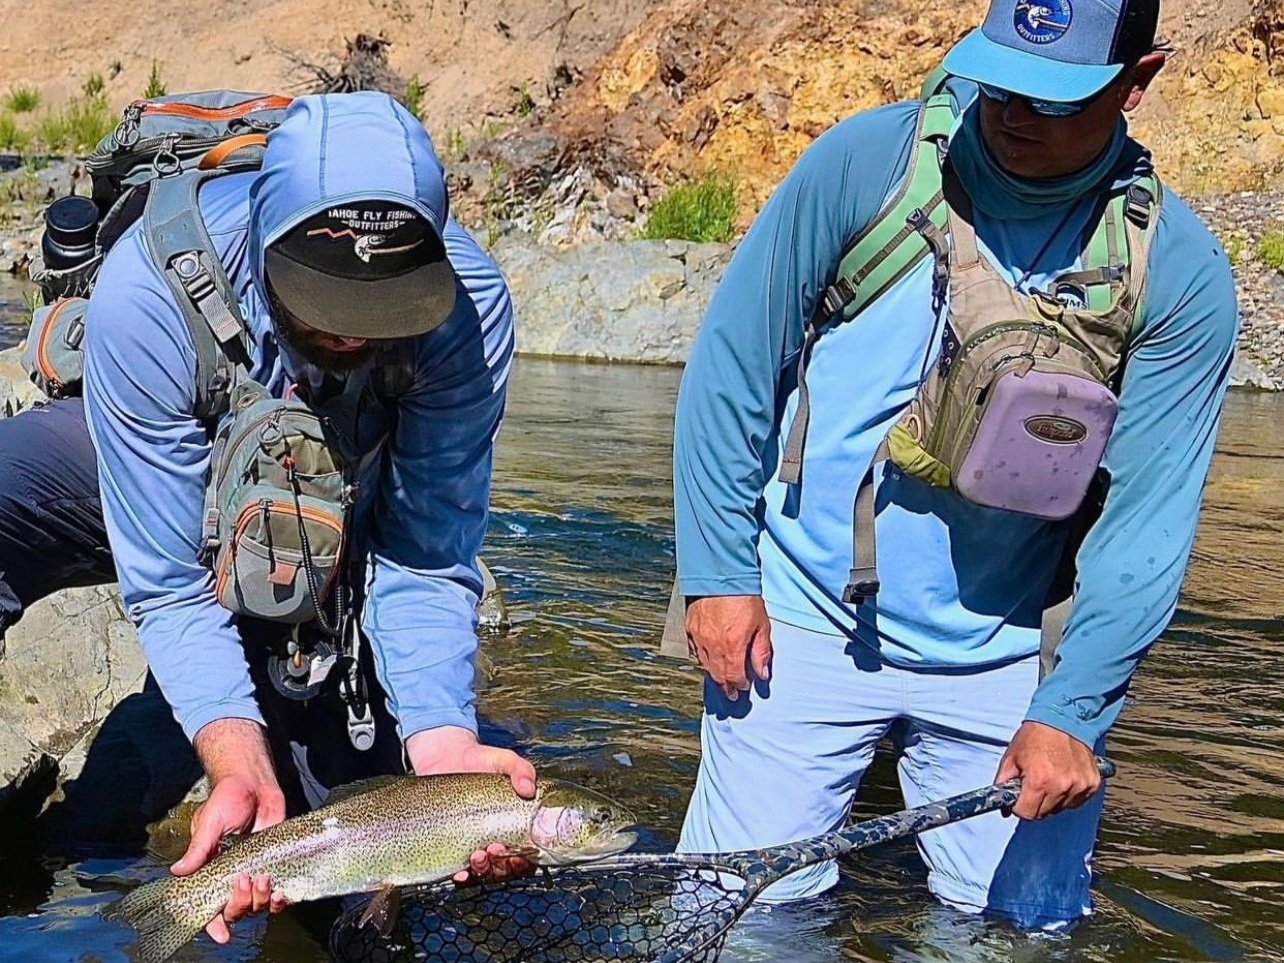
left=677, top=620, right=1106, bottom=928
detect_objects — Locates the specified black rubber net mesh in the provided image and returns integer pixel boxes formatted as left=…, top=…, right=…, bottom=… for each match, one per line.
left=329, top=863, right=748, bottom=963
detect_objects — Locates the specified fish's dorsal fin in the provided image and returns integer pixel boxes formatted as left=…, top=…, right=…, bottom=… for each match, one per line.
left=319, top=775, right=406, bottom=808
left=358, top=884, right=402, bottom=938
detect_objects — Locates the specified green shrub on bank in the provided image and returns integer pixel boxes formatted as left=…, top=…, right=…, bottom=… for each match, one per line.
left=33, top=95, right=115, bottom=154
left=404, top=74, right=425, bottom=119
left=0, top=113, right=28, bottom=152
left=641, top=171, right=738, bottom=244
left=1260, top=230, right=1284, bottom=272
left=5, top=86, right=40, bottom=114
left=144, top=60, right=166, bottom=99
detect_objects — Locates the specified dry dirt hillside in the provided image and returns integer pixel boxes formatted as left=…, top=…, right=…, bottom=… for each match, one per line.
left=0, top=0, right=670, bottom=141
left=0, top=0, right=1280, bottom=215
left=479, top=0, right=1283, bottom=214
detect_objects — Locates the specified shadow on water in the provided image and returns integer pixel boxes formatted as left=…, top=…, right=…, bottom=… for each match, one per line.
left=0, top=290, right=1282, bottom=961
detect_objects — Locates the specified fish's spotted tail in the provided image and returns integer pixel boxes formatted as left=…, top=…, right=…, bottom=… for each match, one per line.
left=113, top=876, right=207, bottom=963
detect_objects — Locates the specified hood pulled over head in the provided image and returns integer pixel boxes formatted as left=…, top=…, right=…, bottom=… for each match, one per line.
left=250, top=91, right=457, bottom=340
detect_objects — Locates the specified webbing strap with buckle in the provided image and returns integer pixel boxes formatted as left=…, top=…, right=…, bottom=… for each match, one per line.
left=1125, top=183, right=1153, bottom=228
left=843, top=438, right=890, bottom=605
left=143, top=169, right=251, bottom=425
left=172, top=250, right=243, bottom=345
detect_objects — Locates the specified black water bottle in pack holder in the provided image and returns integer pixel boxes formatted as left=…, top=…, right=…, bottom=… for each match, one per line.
left=40, top=195, right=100, bottom=271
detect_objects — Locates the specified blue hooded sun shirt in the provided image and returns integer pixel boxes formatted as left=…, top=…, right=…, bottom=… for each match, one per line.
left=673, top=88, right=1238, bottom=748
left=83, top=92, right=515, bottom=744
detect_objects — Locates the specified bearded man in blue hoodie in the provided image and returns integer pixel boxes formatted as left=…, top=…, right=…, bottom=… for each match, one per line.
left=0, top=92, right=531, bottom=941
left=673, top=0, right=1237, bottom=927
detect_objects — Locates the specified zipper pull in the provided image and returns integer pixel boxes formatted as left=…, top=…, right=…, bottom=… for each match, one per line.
left=1030, top=322, right=1061, bottom=358
left=260, top=498, right=275, bottom=568
left=113, top=101, right=145, bottom=150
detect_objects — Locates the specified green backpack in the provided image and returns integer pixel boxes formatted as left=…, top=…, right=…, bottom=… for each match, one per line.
left=662, top=87, right=1161, bottom=673
left=778, top=91, right=1159, bottom=610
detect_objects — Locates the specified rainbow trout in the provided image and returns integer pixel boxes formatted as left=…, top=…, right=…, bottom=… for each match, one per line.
left=114, top=773, right=637, bottom=963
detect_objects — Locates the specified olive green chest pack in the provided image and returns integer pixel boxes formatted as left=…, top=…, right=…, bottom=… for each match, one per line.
left=660, top=92, right=1162, bottom=661
left=780, top=92, right=1161, bottom=608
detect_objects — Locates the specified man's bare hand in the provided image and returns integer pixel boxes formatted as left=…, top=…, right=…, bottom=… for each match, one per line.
left=179, top=719, right=288, bottom=944
left=406, top=726, right=538, bottom=886
left=686, top=595, right=772, bottom=700
left=996, top=721, right=1101, bottom=820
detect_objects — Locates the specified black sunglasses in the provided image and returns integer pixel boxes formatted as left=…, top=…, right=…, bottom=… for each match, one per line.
left=976, top=83, right=1100, bottom=118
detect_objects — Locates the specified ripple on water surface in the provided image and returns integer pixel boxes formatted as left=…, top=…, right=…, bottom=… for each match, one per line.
left=0, top=337, right=1281, bottom=962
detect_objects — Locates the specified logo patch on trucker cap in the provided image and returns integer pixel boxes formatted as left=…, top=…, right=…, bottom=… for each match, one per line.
left=272, top=201, right=444, bottom=279
left=1014, top=0, right=1072, bottom=44
left=263, top=198, right=457, bottom=340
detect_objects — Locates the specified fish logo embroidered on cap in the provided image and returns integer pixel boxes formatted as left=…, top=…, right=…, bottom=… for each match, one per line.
left=304, top=205, right=428, bottom=265
left=264, top=198, right=458, bottom=339
left=1014, top=0, right=1073, bottom=44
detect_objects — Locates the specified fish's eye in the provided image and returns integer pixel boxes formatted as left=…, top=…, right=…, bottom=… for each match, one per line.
left=593, top=806, right=612, bottom=823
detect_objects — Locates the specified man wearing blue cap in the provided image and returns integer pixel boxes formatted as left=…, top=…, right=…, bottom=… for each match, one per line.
left=0, top=92, right=533, bottom=941
left=673, top=0, right=1237, bottom=927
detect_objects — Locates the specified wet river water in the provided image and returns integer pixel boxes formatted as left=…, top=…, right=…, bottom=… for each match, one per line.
left=0, top=293, right=1280, bottom=962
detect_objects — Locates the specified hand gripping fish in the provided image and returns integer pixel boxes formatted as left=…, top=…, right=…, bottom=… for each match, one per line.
left=113, top=773, right=637, bottom=963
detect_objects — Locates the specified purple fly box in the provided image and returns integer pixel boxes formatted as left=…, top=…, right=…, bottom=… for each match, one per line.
left=955, top=367, right=1117, bottom=519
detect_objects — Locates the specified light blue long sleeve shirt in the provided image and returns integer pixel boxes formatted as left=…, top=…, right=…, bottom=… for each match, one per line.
left=673, top=96, right=1238, bottom=748
left=82, top=93, right=515, bottom=744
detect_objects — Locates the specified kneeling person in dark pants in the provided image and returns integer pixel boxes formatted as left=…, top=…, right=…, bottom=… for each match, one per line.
left=0, top=396, right=114, bottom=636
left=1, top=91, right=531, bottom=944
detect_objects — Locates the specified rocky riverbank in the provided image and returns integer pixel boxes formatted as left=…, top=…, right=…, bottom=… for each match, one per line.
left=1199, top=190, right=1284, bottom=389
left=1, top=158, right=1279, bottom=384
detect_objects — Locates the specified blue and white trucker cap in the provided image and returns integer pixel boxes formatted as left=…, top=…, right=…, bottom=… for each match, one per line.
left=943, top=0, right=1160, bottom=102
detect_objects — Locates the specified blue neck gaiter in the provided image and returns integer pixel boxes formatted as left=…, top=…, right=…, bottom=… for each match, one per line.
left=947, top=104, right=1129, bottom=221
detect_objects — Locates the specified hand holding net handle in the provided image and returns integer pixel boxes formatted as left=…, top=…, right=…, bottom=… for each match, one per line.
left=744, top=756, right=1116, bottom=883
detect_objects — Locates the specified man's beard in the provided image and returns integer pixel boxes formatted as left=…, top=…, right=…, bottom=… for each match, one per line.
left=274, top=314, right=380, bottom=373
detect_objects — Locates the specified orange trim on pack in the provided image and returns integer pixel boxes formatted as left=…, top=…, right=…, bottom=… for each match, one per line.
left=215, top=500, right=345, bottom=603
left=133, top=95, right=292, bottom=121
left=36, top=299, right=73, bottom=385
left=198, top=134, right=269, bottom=170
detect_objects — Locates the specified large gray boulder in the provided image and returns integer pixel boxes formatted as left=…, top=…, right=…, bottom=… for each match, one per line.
left=0, top=585, right=144, bottom=826
left=494, top=236, right=731, bottom=364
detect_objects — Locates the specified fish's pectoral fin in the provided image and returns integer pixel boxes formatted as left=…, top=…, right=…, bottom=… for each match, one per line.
left=358, top=885, right=401, bottom=938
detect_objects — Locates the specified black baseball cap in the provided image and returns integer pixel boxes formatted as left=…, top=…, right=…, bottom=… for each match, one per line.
left=263, top=200, right=457, bottom=339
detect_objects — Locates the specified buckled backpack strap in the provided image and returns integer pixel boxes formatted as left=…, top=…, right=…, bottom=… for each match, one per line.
left=779, top=94, right=955, bottom=489
left=144, top=169, right=251, bottom=426
left=842, top=436, right=890, bottom=605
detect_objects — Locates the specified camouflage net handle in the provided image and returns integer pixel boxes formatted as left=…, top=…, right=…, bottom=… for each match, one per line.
left=330, top=758, right=1115, bottom=963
